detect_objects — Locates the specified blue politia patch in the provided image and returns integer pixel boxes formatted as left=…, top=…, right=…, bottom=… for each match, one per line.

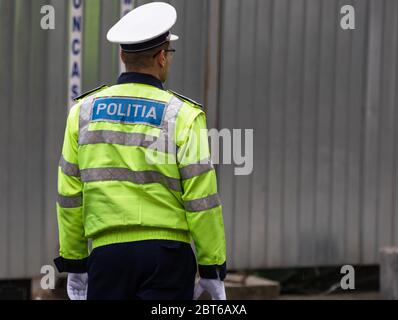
left=91, top=97, right=166, bottom=126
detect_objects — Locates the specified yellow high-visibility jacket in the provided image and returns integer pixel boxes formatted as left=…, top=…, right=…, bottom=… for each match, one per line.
left=54, top=73, right=227, bottom=279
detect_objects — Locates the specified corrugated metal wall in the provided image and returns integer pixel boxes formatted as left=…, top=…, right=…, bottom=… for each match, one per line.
left=1, top=0, right=398, bottom=278
left=218, top=0, right=398, bottom=269
left=0, top=0, right=72, bottom=280
left=0, top=0, right=210, bottom=279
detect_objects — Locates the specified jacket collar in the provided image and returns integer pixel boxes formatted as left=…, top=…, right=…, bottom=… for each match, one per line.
left=117, top=72, right=164, bottom=90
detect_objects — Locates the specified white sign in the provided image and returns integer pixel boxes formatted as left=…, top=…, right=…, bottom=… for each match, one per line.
left=119, top=0, right=135, bottom=74
left=68, top=0, right=84, bottom=109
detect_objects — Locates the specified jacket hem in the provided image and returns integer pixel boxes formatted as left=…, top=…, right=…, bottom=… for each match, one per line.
left=91, top=226, right=191, bottom=249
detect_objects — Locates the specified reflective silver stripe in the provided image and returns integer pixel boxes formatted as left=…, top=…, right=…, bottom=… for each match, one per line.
left=184, top=194, right=221, bottom=212
left=80, top=168, right=182, bottom=192
left=180, top=159, right=214, bottom=180
left=59, top=155, right=80, bottom=177
left=157, top=96, right=184, bottom=154
left=57, top=194, right=83, bottom=208
left=78, top=130, right=173, bottom=154
left=161, top=96, right=184, bottom=130
left=78, top=96, right=184, bottom=156
left=78, top=96, right=95, bottom=145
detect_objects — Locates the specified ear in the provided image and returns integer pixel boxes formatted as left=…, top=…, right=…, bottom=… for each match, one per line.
left=120, top=50, right=126, bottom=63
left=156, top=50, right=166, bottom=68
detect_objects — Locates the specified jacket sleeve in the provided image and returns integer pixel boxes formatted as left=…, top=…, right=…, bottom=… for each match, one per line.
left=177, top=112, right=227, bottom=280
left=53, top=104, right=89, bottom=273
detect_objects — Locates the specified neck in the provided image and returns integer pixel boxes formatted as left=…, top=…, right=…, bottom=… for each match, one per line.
left=125, top=67, right=161, bottom=82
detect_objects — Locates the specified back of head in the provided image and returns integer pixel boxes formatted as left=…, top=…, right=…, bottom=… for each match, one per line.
left=121, top=42, right=170, bottom=71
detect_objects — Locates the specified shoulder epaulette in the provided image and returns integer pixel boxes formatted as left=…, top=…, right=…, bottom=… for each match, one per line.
left=74, top=85, right=109, bottom=102
left=168, top=90, right=203, bottom=109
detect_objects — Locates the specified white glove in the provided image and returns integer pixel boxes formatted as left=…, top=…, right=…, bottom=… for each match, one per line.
left=194, top=278, right=226, bottom=300
left=67, top=273, right=88, bottom=300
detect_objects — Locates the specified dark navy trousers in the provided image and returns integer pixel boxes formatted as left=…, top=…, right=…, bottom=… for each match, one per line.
left=87, top=240, right=197, bottom=300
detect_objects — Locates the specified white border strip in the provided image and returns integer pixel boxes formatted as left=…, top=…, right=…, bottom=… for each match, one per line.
left=68, top=0, right=84, bottom=109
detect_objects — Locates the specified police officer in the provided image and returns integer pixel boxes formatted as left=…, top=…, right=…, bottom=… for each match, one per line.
left=54, top=2, right=227, bottom=300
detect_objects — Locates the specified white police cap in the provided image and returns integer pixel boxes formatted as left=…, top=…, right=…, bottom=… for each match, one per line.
left=107, top=2, right=179, bottom=52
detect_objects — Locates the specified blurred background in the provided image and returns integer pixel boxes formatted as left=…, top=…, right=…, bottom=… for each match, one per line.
left=1, top=0, right=398, bottom=299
